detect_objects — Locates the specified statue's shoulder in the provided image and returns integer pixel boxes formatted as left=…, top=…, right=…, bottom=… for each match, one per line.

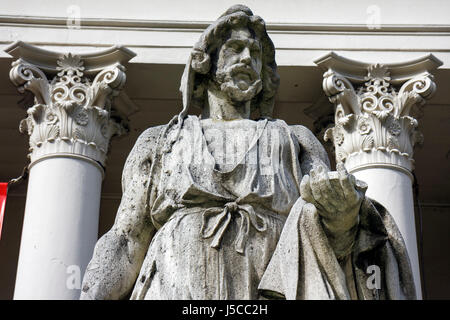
left=287, top=124, right=316, bottom=143
left=265, top=119, right=315, bottom=142
left=280, top=121, right=330, bottom=168
left=268, top=119, right=316, bottom=142
left=128, top=124, right=167, bottom=162
left=135, top=124, right=167, bottom=147
left=121, top=124, right=168, bottom=186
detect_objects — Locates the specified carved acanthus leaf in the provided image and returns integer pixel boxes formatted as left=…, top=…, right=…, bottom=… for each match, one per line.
left=323, top=127, right=334, bottom=142
left=337, top=113, right=354, bottom=127
left=362, top=134, right=374, bottom=151
left=372, top=109, right=390, bottom=121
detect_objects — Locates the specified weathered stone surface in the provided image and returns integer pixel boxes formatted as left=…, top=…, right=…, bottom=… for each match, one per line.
left=81, top=5, right=416, bottom=300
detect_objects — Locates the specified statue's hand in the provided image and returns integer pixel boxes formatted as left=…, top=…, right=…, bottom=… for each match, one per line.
left=300, top=163, right=367, bottom=234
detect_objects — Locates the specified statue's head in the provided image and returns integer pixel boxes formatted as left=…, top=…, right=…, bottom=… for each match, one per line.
left=180, top=5, right=280, bottom=118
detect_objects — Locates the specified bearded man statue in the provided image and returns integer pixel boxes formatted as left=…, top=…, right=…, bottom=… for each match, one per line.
left=80, top=5, right=416, bottom=300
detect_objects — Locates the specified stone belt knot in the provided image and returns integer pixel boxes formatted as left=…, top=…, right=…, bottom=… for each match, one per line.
left=224, top=201, right=239, bottom=212
left=200, top=201, right=267, bottom=254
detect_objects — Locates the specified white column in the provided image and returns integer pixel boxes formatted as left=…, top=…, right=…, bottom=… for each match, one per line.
left=316, top=52, right=442, bottom=299
left=351, top=167, right=420, bottom=299
left=6, top=42, right=137, bottom=299
left=15, top=157, right=102, bottom=299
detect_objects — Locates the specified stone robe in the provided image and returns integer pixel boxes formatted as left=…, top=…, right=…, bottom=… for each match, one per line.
left=128, top=115, right=415, bottom=300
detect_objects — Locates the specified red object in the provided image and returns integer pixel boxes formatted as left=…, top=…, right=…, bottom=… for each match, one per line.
left=0, top=183, right=8, bottom=240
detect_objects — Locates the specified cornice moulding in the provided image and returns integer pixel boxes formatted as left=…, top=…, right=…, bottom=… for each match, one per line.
left=314, top=51, right=443, bottom=85
left=4, top=40, right=136, bottom=76
left=1, top=15, right=450, bottom=34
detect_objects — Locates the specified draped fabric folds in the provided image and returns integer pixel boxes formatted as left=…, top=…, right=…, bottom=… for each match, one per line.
left=130, top=115, right=415, bottom=300
left=258, top=198, right=417, bottom=300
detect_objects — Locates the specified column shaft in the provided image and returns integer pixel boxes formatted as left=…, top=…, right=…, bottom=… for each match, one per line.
left=351, top=167, right=421, bottom=298
left=14, top=157, right=102, bottom=299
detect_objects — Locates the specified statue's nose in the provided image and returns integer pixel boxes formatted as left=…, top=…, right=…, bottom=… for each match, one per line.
left=240, top=47, right=251, bottom=65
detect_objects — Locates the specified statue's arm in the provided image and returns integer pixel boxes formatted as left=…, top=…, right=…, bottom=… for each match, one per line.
left=290, top=125, right=362, bottom=260
left=80, top=125, right=164, bottom=300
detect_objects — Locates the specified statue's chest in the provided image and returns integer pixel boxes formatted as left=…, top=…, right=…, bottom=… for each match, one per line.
left=159, top=117, right=302, bottom=214
left=202, top=123, right=258, bottom=171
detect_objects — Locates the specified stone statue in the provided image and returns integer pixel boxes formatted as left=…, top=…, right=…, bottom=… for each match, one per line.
left=80, top=5, right=416, bottom=300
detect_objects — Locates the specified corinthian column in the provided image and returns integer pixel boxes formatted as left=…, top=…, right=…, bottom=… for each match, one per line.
left=315, top=52, right=442, bottom=299
left=6, top=42, right=137, bottom=299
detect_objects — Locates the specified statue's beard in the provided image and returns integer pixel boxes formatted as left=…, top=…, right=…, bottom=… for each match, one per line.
left=214, top=63, right=263, bottom=102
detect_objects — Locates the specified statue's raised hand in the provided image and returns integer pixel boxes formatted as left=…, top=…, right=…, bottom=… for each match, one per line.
left=300, top=163, right=367, bottom=234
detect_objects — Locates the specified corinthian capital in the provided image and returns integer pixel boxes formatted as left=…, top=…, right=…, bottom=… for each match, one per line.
left=6, top=42, right=138, bottom=167
left=315, top=52, right=442, bottom=173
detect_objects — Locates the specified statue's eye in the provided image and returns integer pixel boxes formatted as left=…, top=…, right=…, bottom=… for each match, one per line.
left=226, top=41, right=243, bottom=53
left=251, top=45, right=261, bottom=56
left=230, top=43, right=242, bottom=53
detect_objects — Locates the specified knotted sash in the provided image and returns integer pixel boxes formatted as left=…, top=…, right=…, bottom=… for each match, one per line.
left=200, top=201, right=267, bottom=254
